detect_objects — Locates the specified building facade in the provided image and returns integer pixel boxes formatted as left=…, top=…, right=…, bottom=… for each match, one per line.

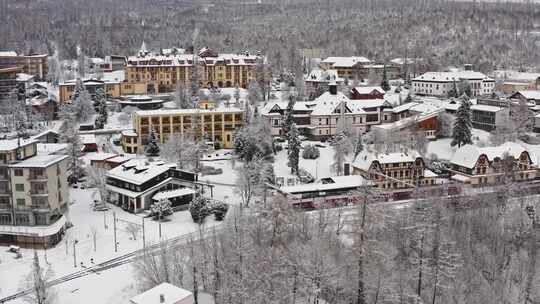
left=0, top=67, right=20, bottom=103
left=59, top=78, right=147, bottom=103
left=129, top=107, right=244, bottom=153
left=449, top=143, right=537, bottom=185
left=0, top=52, right=48, bottom=80
left=412, top=70, right=495, bottom=97
left=124, top=47, right=262, bottom=94
left=352, top=150, right=438, bottom=190
left=0, top=139, right=69, bottom=248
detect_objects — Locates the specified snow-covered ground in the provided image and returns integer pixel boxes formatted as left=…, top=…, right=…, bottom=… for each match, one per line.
left=0, top=188, right=220, bottom=303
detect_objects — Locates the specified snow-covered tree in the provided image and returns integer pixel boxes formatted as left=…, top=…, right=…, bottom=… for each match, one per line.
left=235, top=157, right=274, bottom=207
left=61, top=124, right=83, bottom=185
left=447, top=80, right=459, bottom=98
left=302, top=144, right=320, bottom=159
left=151, top=199, right=173, bottom=221
left=354, top=131, right=364, bottom=158
left=458, top=80, right=472, bottom=98
left=145, top=129, right=160, bottom=157
left=381, top=65, right=391, bottom=91
left=281, top=95, right=295, bottom=137
left=189, top=196, right=211, bottom=224
left=233, top=85, right=241, bottom=105
left=94, top=88, right=107, bottom=129
left=23, top=252, right=55, bottom=304
left=234, top=121, right=273, bottom=162
left=332, top=131, right=353, bottom=176
left=287, top=123, right=301, bottom=175
left=451, top=98, right=472, bottom=148
left=512, top=99, right=533, bottom=138
left=175, top=82, right=193, bottom=109
left=70, top=89, right=95, bottom=124
left=247, top=80, right=262, bottom=116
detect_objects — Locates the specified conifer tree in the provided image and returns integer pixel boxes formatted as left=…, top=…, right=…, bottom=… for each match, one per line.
left=145, top=129, right=160, bottom=156
left=287, top=123, right=301, bottom=175
left=354, top=131, right=364, bottom=158
left=381, top=65, right=391, bottom=91
left=451, top=98, right=472, bottom=148
left=282, top=94, right=295, bottom=137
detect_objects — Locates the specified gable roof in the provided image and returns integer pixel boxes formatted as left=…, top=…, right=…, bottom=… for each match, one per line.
left=321, top=56, right=371, bottom=68
left=450, top=142, right=530, bottom=169
left=130, top=283, right=193, bottom=304
left=352, top=86, right=385, bottom=95
left=413, top=71, right=493, bottom=82
left=514, top=90, right=540, bottom=100
left=353, top=150, right=421, bottom=171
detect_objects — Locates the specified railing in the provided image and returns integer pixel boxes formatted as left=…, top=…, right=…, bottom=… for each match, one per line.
left=28, top=175, right=47, bottom=181
left=0, top=203, right=11, bottom=210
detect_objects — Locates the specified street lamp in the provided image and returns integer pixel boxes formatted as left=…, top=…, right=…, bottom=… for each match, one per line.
left=73, top=239, right=79, bottom=267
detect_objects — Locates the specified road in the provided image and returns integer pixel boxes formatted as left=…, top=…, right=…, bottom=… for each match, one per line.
left=0, top=228, right=210, bottom=303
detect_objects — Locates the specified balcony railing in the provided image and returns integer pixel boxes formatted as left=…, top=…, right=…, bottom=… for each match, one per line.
left=29, top=174, right=47, bottom=181
left=0, top=203, right=11, bottom=210
left=30, top=190, right=48, bottom=196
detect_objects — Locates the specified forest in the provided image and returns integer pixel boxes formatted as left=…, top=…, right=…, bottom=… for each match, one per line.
left=1, top=0, right=540, bottom=73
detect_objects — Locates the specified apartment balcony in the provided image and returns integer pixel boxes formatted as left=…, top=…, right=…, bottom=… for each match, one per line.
left=28, top=175, right=48, bottom=181
left=29, top=190, right=48, bottom=196
left=0, top=203, right=11, bottom=210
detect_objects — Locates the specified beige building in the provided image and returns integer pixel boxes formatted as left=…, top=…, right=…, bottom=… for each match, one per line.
left=59, top=78, right=147, bottom=103
left=0, top=138, right=69, bottom=248
left=127, top=107, right=244, bottom=153
left=0, top=51, right=48, bottom=80
left=125, top=47, right=261, bottom=94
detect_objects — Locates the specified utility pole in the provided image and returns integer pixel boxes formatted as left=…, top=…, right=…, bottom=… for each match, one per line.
left=73, top=240, right=78, bottom=267
left=142, top=217, right=146, bottom=249
left=113, top=212, right=117, bottom=252
left=103, top=210, right=107, bottom=230
left=158, top=210, right=162, bottom=239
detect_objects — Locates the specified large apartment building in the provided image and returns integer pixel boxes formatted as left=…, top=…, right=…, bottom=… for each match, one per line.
left=0, top=138, right=69, bottom=248
left=0, top=67, right=20, bottom=103
left=59, top=78, right=147, bottom=103
left=125, top=107, right=245, bottom=153
left=412, top=68, right=495, bottom=97
left=319, top=56, right=401, bottom=81
left=124, top=47, right=262, bottom=94
left=0, top=51, right=48, bottom=80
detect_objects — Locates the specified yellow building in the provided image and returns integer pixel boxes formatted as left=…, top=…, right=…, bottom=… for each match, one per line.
left=127, top=107, right=245, bottom=153
left=124, top=47, right=262, bottom=94
left=59, top=79, right=147, bottom=103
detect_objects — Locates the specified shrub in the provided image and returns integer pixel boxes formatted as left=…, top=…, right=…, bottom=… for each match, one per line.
left=302, top=144, right=320, bottom=159
left=212, top=201, right=229, bottom=221
left=189, top=196, right=212, bottom=224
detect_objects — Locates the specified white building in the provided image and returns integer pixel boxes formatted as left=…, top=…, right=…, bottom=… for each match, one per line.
left=0, top=138, right=70, bottom=248
left=412, top=70, right=495, bottom=97
left=130, top=283, right=194, bottom=304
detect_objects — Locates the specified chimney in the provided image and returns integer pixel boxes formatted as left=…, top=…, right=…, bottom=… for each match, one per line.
left=160, top=294, right=165, bottom=303
left=328, top=81, right=338, bottom=95
left=464, top=64, right=473, bottom=71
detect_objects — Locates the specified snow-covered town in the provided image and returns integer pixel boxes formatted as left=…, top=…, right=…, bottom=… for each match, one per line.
left=1, top=1, right=540, bottom=304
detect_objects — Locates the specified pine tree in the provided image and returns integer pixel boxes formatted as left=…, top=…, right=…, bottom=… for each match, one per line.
left=354, top=131, right=364, bottom=158
left=282, top=95, right=295, bottom=137
left=287, top=123, right=301, bottom=175
left=94, top=88, right=107, bottom=129
left=451, top=98, right=473, bottom=148
left=145, top=129, right=160, bottom=156
left=381, top=65, right=391, bottom=91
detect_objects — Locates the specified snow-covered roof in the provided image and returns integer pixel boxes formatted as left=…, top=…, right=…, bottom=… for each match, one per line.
left=127, top=52, right=261, bottom=67
left=152, top=188, right=196, bottom=201
left=305, top=69, right=344, bottom=83
left=121, top=130, right=138, bottom=137
left=413, top=71, right=493, bottom=82
left=134, top=107, right=243, bottom=117
left=493, top=70, right=540, bottom=82
left=280, top=175, right=370, bottom=194
left=105, top=155, right=134, bottom=164
left=107, top=158, right=176, bottom=185
left=130, top=282, right=193, bottom=304
left=321, top=56, right=371, bottom=68
left=424, top=169, right=438, bottom=178
left=0, top=138, right=38, bottom=152
left=390, top=58, right=422, bottom=65
left=451, top=174, right=471, bottom=182
left=374, top=110, right=440, bottom=132
left=261, top=101, right=315, bottom=115
left=80, top=134, right=97, bottom=145
left=450, top=142, right=530, bottom=169
left=16, top=73, right=34, bottom=82
left=87, top=153, right=118, bottom=161
left=515, top=90, right=540, bottom=100
left=470, top=104, right=503, bottom=113
left=0, top=51, right=17, bottom=57
left=389, top=102, right=419, bottom=113
left=10, top=154, right=68, bottom=168
left=353, top=86, right=385, bottom=95
left=36, top=143, right=69, bottom=155
left=353, top=150, right=421, bottom=171
left=350, top=99, right=390, bottom=109
left=310, top=92, right=365, bottom=116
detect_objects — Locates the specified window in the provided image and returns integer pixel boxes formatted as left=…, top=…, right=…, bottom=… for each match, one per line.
left=15, top=184, right=24, bottom=192
left=15, top=214, right=29, bottom=225
left=0, top=214, right=11, bottom=225
left=16, top=199, right=25, bottom=206
left=14, top=169, right=23, bottom=176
